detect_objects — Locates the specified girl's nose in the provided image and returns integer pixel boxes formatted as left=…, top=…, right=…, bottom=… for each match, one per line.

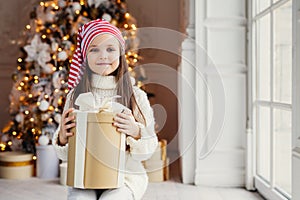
left=98, top=51, right=108, bottom=60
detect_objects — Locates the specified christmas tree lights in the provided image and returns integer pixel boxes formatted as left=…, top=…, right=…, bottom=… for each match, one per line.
left=0, top=0, right=144, bottom=154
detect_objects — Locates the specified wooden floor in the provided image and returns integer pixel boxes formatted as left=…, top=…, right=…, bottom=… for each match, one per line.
left=0, top=160, right=265, bottom=200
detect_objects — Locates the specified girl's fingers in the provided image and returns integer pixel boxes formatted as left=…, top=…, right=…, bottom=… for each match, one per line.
left=117, top=128, right=127, bottom=133
left=64, top=115, right=75, bottom=124
left=114, top=122, right=128, bottom=129
left=65, top=123, right=76, bottom=130
left=116, top=112, right=128, bottom=119
left=114, top=116, right=128, bottom=124
left=65, top=132, right=74, bottom=137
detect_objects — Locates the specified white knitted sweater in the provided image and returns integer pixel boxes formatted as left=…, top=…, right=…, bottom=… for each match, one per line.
left=52, top=74, right=158, bottom=200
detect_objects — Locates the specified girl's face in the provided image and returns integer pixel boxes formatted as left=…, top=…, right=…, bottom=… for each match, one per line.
left=87, top=34, right=120, bottom=76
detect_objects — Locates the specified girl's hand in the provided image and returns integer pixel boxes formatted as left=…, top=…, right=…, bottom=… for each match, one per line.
left=59, top=108, right=76, bottom=145
left=113, top=109, right=140, bottom=139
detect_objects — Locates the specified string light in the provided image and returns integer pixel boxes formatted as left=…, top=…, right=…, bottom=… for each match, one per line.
left=17, top=58, right=22, bottom=63
left=124, top=24, right=129, bottom=28
left=125, top=13, right=130, bottom=18
left=7, top=141, right=12, bottom=146
left=0, top=143, right=6, bottom=151
left=40, top=2, right=45, bottom=6
left=26, top=25, right=31, bottom=30
left=28, top=94, right=33, bottom=98
left=12, top=131, right=17, bottom=136
left=25, top=110, right=30, bottom=115
left=42, top=34, right=47, bottom=39
left=131, top=24, right=137, bottom=30
left=30, top=118, right=34, bottom=122
left=33, top=156, right=37, bottom=160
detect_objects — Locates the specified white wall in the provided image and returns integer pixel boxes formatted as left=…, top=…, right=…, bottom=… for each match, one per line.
left=179, top=0, right=247, bottom=186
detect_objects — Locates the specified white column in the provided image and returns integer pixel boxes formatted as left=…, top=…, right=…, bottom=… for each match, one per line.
left=194, top=0, right=247, bottom=187
left=292, top=0, right=300, bottom=199
left=178, top=0, right=196, bottom=184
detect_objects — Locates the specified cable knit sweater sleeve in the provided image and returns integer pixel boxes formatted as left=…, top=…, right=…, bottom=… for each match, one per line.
left=126, top=87, right=158, bottom=161
left=52, top=89, right=74, bottom=162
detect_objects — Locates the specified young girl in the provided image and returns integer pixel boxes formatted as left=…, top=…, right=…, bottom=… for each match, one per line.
left=53, top=19, right=158, bottom=200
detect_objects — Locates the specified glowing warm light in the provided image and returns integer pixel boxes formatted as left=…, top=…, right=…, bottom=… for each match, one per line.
left=20, top=82, right=25, bottom=86
left=128, top=67, right=133, bottom=71
left=63, top=35, right=69, bottom=40
left=59, top=66, right=63, bottom=70
left=24, top=76, right=29, bottom=81
left=34, top=76, right=39, bottom=80
left=44, top=94, right=49, bottom=99
left=0, top=143, right=6, bottom=151
left=65, top=89, right=69, bottom=93
left=30, top=118, right=34, bottom=122
left=32, top=128, right=36, bottom=133
left=124, top=24, right=129, bottom=28
left=17, top=86, right=22, bottom=91
left=33, top=156, right=37, bottom=160
left=75, top=10, right=80, bottom=15
left=25, top=110, right=30, bottom=115
left=34, top=80, right=39, bottom=84
left=54, top=5, right=59, bottom=10
left=48, top=106, right=54, bottom=111
left=58, top=48, right=62, bottom=52
left=28, top=94, right=33, bottom=98
left=40, top=2, right=45, bottom=6
left=18, top=58, right=22, bottom=62
left=26, top=25, right=31, bottom=30
left=54, top=89, right=59, bottom=93
left=133, top=58, right=138, bottom=63
left=125, top=13, right=130, bottom=18
left=52, top=67, right=57, bottom=71
left=42, top=34, right=46, bottom=39
left=131, top=24, right=137, bottom=30
left=52, top=55, right=57, bottom=59
left=7, top=141, right=12, bottom=146
left=48, top=118, right=53, bottom=122
left=37, top=102, right=41, bottom=106
left=61, top=80, right=65, bottom=84
left=12, top=131, right=17, bottom=136
left=17, top=66, right=21, bottom=70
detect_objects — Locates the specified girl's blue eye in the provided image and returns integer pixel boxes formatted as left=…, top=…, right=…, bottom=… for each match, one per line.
left=90, top=48, right=99, bottom=52
left=107, top=47, right=115, bottom=52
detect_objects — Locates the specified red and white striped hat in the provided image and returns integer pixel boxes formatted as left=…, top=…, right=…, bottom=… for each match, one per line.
left=67, top=19, right=125, bottom=89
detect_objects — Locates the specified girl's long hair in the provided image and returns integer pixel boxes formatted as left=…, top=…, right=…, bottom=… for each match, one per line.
left=70, top=54, right=146, bottom=125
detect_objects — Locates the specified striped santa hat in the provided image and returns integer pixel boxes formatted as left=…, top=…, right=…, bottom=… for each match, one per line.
left=67, top=19, right=125, bottom=89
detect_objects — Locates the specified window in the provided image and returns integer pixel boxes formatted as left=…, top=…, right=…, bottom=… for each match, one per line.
left=251, top=0, right=292, bottom=199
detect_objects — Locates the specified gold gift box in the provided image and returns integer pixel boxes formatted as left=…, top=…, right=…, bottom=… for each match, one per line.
left=0, top=151, right=34, bottom=179
left=143, top=139, right=169, bottom=182
left=67, top=111, right=125, bottom=189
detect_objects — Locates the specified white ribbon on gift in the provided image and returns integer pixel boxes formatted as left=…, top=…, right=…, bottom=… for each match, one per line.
left=73, top=92, right=126, bottom=188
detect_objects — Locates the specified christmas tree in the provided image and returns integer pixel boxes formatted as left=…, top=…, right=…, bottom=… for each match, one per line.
left=0, top=0, right=145, bottom=154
